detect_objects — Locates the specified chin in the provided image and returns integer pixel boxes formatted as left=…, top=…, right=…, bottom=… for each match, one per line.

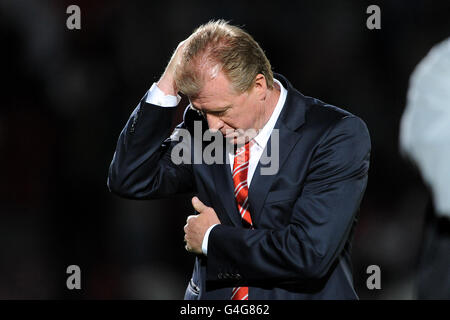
left=225, top=136, right=237, bottom=144
left=234, top=136, right=249, bottom=146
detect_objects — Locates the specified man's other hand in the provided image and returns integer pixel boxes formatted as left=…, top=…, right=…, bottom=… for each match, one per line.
left=184, top=197, right=221, bottom=254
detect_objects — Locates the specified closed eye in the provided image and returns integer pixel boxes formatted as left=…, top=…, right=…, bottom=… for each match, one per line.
left=209, top=110, right=227, bottom=116
left=190, top=103, right=231, bottom=118
left=206, top=105, right=231, bottom=117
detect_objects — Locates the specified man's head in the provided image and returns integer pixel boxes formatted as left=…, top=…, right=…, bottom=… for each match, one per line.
left=175, top=20, right=278, bottom=145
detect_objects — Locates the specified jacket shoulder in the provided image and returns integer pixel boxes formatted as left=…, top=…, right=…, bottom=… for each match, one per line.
left=299, top=93, right=368, bottom=136
left=304, top=95, right=353, bottom=125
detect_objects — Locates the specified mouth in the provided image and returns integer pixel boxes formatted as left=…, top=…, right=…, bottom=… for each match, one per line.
left=224, top=132, right=238, bottom=139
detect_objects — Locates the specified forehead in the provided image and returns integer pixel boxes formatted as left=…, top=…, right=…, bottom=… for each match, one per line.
left=190, top=71, right=237, bottom=108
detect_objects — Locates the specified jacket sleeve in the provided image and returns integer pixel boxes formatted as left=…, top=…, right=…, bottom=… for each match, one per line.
left=206, top=115, right=371, bottom=283
left=107, top=92, right=196, bottom=199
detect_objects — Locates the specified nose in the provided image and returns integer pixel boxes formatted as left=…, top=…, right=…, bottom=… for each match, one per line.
left=206, top=114, right=224, bottom=132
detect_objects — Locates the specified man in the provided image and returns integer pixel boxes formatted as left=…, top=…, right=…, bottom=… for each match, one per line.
left=108, top=20, right=371, bottom=299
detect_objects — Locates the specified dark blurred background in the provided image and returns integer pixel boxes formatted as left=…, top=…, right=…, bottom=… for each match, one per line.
left=1, top=0, right=449, bottom=299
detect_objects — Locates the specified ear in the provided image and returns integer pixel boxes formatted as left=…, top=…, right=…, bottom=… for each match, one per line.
left=253, top=74, right=267, bottom=100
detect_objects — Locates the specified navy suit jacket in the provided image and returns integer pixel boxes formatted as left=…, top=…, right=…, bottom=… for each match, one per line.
left=108, top=74, right=371, bottom=299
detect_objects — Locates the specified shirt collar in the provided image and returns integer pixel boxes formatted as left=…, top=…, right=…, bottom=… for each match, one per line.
left=252, top=78, right=287, bottom=149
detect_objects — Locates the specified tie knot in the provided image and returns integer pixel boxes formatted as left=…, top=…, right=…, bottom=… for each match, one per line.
left=233, top=140, right=252, bottom=166
left=234, top=140, right=252, bottom=155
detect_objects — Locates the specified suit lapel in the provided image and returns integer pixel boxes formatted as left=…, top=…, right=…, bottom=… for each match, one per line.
left=248, top=122, right=302, bottom=226
left=210, top=142, right=242, bottom=227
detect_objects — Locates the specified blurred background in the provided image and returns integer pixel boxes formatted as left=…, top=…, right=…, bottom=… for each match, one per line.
left=1, top=0, right=449, bottom=299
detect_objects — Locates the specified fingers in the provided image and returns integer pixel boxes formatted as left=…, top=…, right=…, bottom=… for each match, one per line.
left=184, top=223, right=194, bottom=253
left=191, top=196, right=207, bottom=213
left=183, top=227, right=190, bottom=252
left=177, top=38, right=188, bottom=51
left=183, top=214, right=196, bottom=243
left=184, top=215, right=196, bottom=231
left=184, top=230, right=190, bottom=250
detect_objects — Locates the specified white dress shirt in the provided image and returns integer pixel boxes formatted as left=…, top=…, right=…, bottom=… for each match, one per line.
left=146, top=79, right=288, bottom=254
left=146, top=82, right=182, bottom=106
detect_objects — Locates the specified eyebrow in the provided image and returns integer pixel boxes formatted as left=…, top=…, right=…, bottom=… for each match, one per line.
left=191, top=103, right=231, bottom=114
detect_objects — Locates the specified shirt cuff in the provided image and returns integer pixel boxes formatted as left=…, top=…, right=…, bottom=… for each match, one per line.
left=145, top=83, right=181, bottom=107
left=202, top=224, right=219, bottom=256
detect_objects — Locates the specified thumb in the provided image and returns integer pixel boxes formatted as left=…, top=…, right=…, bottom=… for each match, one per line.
left=191, top=196, right=207, bottom=213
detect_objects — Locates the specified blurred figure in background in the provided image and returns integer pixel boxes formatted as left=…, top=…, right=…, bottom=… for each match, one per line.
left=400, top=37, right=450, bottom=299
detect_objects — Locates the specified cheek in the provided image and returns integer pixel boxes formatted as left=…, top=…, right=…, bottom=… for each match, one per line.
left=220, top=114, right=238, bottom=128
left=224, top=102, right=254, bottom=129
left=240, top=113, right=254, bottom=129
left=228, top=113, right=252, bottom=129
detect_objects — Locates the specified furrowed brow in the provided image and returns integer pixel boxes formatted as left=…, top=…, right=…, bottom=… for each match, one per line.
left=205, top=105, right=231, bottom=114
